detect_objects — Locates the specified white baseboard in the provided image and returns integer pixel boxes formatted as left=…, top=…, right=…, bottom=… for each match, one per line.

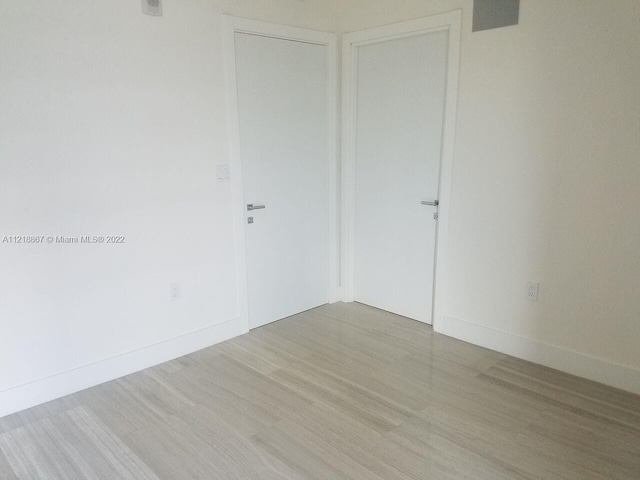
left=0, top=318, right=246, bottom=419
left=436, top=315, right=640, bottom=395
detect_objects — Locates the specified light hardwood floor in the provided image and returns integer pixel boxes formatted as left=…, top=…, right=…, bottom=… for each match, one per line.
left=1, top=302, right=639, bottom=479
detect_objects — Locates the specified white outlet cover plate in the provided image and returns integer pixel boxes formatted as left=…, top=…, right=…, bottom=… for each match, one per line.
left=527, top=282, right=539, bottom=302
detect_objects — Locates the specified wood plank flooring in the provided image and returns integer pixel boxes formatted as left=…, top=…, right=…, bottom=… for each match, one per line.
left=1, top=302, right=639, bottom=479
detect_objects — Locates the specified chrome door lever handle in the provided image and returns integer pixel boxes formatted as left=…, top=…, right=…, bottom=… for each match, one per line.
left=421, top=200, right=439, bottom=206
left=247, top=204, right=266, bottom=211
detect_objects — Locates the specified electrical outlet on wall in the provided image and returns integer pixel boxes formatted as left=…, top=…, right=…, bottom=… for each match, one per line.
left=170, top=283, right=181, bottom=300
left=527, top=282, right=539, bottom=302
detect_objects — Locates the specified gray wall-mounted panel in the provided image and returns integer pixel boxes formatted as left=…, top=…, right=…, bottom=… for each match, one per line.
left=473, top=0, right=520, bottom=32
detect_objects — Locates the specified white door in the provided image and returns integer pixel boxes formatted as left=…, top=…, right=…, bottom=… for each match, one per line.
left=353, top=31, right=448, bottom=324
left=234, top=32, right=330, bottom=329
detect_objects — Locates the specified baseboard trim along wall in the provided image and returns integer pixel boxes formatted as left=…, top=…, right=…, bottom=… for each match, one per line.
left=436, top=315, right=640, bottom=395
left=0, top=318, right=245, bottom=419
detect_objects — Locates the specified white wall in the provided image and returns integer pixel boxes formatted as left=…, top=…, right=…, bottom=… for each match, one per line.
left=339, top=0, right=640, bottom=392
left=2, top=0, right=639, bottom=417
left=0, top=0, right=338, bottom=417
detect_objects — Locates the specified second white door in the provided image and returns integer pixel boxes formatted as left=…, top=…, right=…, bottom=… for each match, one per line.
left=234, top=32, right=331, bottom=329
left=353, top=31, right=449, bottom=324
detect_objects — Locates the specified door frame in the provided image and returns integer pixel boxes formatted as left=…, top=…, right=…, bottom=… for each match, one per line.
left=341, top=11, right=462, bottom=328
left=223, top=16, right=339, bottom=332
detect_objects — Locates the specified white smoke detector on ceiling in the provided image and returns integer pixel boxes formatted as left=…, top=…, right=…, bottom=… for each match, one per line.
left=142, top=0, right=163, bottom=16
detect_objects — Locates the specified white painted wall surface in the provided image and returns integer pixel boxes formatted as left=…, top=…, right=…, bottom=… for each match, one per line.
left=339, top=0, right=640, bottom=391
left=1, top=0, right=639, bottom=416
left=0, top=0, right=338, bottom=417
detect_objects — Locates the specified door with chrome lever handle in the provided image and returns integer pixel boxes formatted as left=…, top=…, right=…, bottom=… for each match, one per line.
left=247, top=204, right=266, bottom=224
left=421, top=200, right=439, bottom=220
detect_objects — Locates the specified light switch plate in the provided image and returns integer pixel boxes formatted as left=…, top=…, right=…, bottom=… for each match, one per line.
left=216, top=165, right=230, bottom=181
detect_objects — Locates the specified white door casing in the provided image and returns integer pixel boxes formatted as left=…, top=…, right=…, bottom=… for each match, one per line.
left=341, top=12, right=462, bottom=327
left=223, top=17, right=338, bottom=331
